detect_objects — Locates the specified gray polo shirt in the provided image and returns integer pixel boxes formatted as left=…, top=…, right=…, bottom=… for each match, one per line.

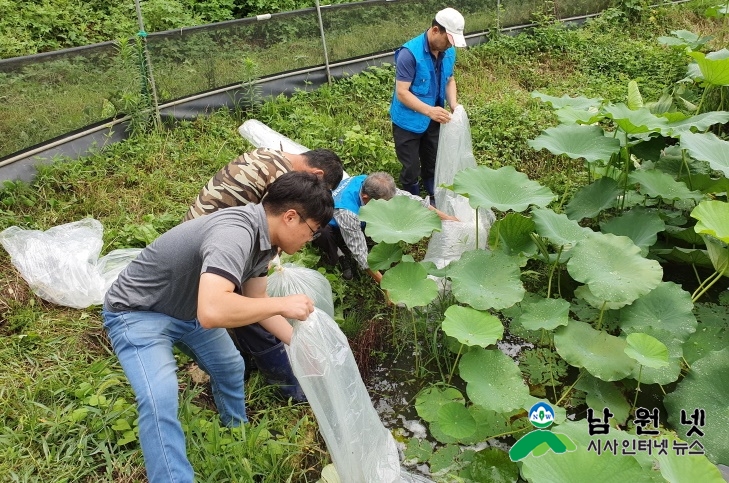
left=105, top=203, right=276, bottom=320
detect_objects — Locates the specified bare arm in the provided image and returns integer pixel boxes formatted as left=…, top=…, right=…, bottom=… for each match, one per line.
left=445, top=76, right=459, bottom=112
left=241, top=277, right=295, bottom=345
left=197, top=272, right=313, bottom=342
left=396, top=80, right=452, bottom=124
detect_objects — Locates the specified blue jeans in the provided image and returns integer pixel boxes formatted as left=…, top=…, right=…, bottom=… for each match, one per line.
left=102, top=309, right=247, bottom=483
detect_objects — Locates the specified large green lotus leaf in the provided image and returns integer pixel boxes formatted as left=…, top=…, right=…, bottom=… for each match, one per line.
left=453, top=166, right=556, bottom=212
left=517, top=297, right=570, bottom=331
left=702, top=234, right=729, bottom=276
left=359, top=196, right=441, bottom=244
left=628, top=170, right=705, bottom=202
left=653, top=246, right=713, bottom=267
left=624, top=333, right=669, bottom=368
left=415, top=385, right=465, bottom=422
left=655, top=432, right=726, bottom=483
left=461, top=447, right=519, bottom=483
left=460, top=347, right=531, bottom=413
left=683, top=321, right=728, bottom=364
left=488, top=213, right=537, bottom=256
left=574, top=285, right=631, bottom=310
left=555, top=106, right=603, bottom=125
left=519, top=420, right=657, bottom=483
left=531, top=91, right=603, bottom=110
left=366, top=242, right=402, bottom=271
left=449, top=250, right=525, bottom=310
left=437, top=402, right=477, bottom=440
left=664, top=347, right=729, bottom=465
left=664, top=110, right=729, bottom=137
left=604, top=103, right=669, bottom=134
left=627, top=80, right=644, bottom=110
left=619, top=281, right=697, bottom=341
left=664, top=224, right=705, bottom=245
left=575, top=373, right=630, bottom=425
left=380, top=261, right=438, bottom=308
left=442, top=305, right=504, bottom=348
left=531, top=207, right=592, bottom=248
left=527, top=124, right=620, bottom=163
left=554, top=321, right=637, bottom=381
left=691, top=200, right=729, bottom=243
left=567, top=232, right=663, bottom=306
left=600, top=208, right=665, bottom=256
left=687, top=174, right=729, bottom=195
left=680, top=131, right=729, bottom=178
left=628, top=354, right=682, bottom=385
left=456, top=405, right=531, bottom=445
left=688, top=49, right=729, bottom=86
left=565, top=177, right=622, bottom=221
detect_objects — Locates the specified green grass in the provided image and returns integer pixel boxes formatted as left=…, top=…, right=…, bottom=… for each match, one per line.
left=1, top=1, right=726, bottom=480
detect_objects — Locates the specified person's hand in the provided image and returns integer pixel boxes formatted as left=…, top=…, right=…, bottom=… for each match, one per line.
left=280, top=294, right=315, bottom=321
left=426, top=106, right=452, bottom=124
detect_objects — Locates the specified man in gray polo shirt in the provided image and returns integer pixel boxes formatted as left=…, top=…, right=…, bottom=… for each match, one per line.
left=102, top=172, right=333, bottom=483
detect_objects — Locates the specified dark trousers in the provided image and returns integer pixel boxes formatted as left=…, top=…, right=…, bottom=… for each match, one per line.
left=393, top=120, right=441, bottom=192
left=230, top=323, right=279, bottom=354
left=312, top=224, right=348, bottom=266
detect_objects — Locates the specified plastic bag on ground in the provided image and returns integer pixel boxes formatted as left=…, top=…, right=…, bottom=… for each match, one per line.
left=0, top=218, right=141, bottom=308
left=266, top=261, right=334, bottom=318
left=289, top=309, right=432, bottom=483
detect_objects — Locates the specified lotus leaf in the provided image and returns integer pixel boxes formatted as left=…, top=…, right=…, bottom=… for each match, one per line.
left=453, top=166, right=556, bottom=212
left=680, top=131, right=729, bottom=178
left=531, top=207, right=592, bottom=248
left=574, top=285, right=631, bottom=310
left=554, top=321, right=637, bottom=381
left=517, top=297, right=570, bottom=331
left=380, top=261, right=438, bottom=308
left=702, top=234, right=729, bottom=277
left=664, top=111, right=729, bottom=137
left=624, top=333, right=669, bottom=368
left=429, top=444, right=461, bottom=473
left=554, top=106, right=603, bottom=125
left=565, top=177, right=622, bottom=221
left=664, top=347, right=729, bottom=465
left=691, top=200, right=729, bottom=243
left=628, top=170, right=705, bottom=202
left=449, top=249, right=525, bottom=310
left=567, top=232, right=663, bottom=306
left=415, top=386, right=465, bottom=422
left=575, top=373, right=630, bottom=425
left=620, top=281, right=696, bottom=339
left=359, top=196, right=441, bottom=244
left=604, top=104, right=669, bottom=134
left=404, top=437, right=432, bottom=463
left=600, top=208, right=665, bottom=256
left=366, top=242, right=402, bottom=271
left=460, top=447, right=519, bottom=483
left=687, top=49, right=729, bottom=86
left=528, top=124, right=620, bottom=163
left=460, top=347, right=531, bottom=413
left=442, top=305, right=504, bottom=348
left=655, top=433, right=726, bottom=483
left=488, top=213, right=537, bottom=256
left=531, top=91, right=603, bottom=110
left=437, top=402, right=477, bottom=439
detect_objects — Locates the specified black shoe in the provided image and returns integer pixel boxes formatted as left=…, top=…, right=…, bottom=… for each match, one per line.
left=339, top=255, right=353, bottom=280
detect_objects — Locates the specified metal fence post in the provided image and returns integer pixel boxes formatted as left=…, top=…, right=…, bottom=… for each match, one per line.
left=314, top=0, right=333, bottom=84
left=134, top=0, right=162, bottom=128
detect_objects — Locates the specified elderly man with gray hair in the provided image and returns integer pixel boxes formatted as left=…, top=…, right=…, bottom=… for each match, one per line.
left=313, top=172, right=456, bottom=284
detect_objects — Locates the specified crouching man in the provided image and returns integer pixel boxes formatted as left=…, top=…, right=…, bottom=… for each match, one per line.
left=102, top=172, right=333, bottom=482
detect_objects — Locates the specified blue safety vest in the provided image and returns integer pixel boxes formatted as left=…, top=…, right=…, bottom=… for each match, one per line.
left=329, top=175, right=367, bottom=228
left=389, top=32, right=456, bottom=134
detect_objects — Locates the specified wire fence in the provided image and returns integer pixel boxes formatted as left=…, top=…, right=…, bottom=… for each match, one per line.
left=0, top=0, right=613, bottom=164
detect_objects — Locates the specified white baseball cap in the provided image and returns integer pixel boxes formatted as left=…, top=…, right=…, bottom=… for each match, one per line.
left=435, top=8, right=467, bottom=48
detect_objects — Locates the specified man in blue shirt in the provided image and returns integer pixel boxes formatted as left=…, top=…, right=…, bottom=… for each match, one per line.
left=389, top=7, right=467, bottom=200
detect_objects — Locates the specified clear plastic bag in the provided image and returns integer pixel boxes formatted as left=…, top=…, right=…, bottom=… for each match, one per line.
left=289, top=309, right=431, bottom=483
left=238, top=119, right=309, bottom=154
left=0, top=218, right=141, bottom=308
left=425, top=105, right=496, bottom=269
left=266, top=261, right=335, bottom=318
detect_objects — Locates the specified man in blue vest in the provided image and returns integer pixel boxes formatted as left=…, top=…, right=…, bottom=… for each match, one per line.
left=390, top=7, right=467, bottom=200
left=313, top=172, right=456, bottom=284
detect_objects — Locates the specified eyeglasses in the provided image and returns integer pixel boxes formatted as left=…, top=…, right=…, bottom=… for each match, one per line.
left=296, top=211, right=321, bottom=240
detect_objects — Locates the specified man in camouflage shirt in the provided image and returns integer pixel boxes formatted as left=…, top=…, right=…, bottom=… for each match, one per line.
left=184, top=146, right=343, bottom=401
left=184, top=147, right=343, bottom=221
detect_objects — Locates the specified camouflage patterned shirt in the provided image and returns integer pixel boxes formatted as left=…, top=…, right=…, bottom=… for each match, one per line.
left=183, top=147, right=293, bottom=221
